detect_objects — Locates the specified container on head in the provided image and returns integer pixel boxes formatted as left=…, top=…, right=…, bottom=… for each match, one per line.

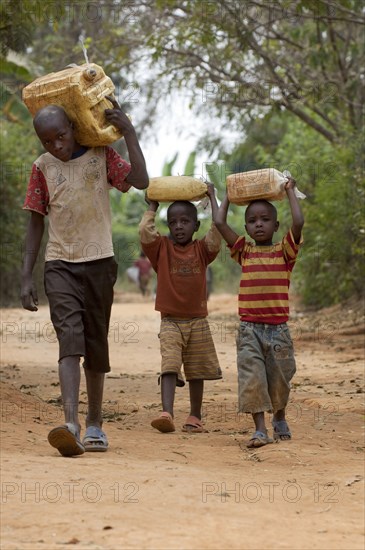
left=226, top=168, right=289, bottom=205
left=22, top=63, right=122, bottom=147
left=147, top=176, right=208, bottom=202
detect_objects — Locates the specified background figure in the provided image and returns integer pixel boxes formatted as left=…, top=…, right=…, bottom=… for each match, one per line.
left=134, top=251, right=152, bottom=296
left=126, top=265, right=139, bottom=286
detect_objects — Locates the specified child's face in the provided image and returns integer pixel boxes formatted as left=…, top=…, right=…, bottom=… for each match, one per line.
left=245, top=201, right=279, bottom=245
left=34, top=112, right=80, bottom=162
left=167, top=204, right=200, bottom=246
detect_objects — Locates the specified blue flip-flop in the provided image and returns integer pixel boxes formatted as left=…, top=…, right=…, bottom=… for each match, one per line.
left=83, top=426, right=109, bottom=452
left=48, top=423, right=85, bottom=457
left=272, top=420, right=292, bottom=440
left=247, top=430, right=273, bottom=448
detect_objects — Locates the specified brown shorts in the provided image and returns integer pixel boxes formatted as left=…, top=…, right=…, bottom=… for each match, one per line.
left=159, top=317, right=222, bottom=387
left=44, top=257, right=118, bottom=372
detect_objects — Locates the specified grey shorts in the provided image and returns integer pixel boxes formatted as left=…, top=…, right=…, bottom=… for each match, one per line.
left=236, top=321, right=296, bottom=414
left=44, top=257, right=118, bottom=372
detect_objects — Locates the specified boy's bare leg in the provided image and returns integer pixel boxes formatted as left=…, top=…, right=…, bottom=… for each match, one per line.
left=252, top=411, right=267, bottom=434
left=84, top=369, right=105, bottom=429
left=181, top=380, right=206, bottom=433
left=59, top=355, right=81, bottom=433
left=151, top=373, right=176, bottom=432
left=161, top=373, right=177, bottom=417
left=188, top=379, right=204, bottom=419
left=47, top=355, right=85, bottom=456
left=273, top=408, right=286, bottom=422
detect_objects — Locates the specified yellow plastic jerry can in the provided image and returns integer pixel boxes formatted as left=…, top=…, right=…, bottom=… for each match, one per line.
left=22, top=63, right=122, bottom=147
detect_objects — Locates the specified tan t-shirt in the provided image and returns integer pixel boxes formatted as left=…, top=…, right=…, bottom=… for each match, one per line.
left=24, top=147, right=131, bottom=262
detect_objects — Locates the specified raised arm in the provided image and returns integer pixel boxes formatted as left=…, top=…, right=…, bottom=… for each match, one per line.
left=285, top=177, right=304, bottom=244
left=145, top=197, right=159, bottom=214
left=21, top=211, right=44, bottom=311
left=206, top=186, right=239, bottom=247
left=139, top=197, right=160, bottom=245
left=105, top=96, right=148, bottom=189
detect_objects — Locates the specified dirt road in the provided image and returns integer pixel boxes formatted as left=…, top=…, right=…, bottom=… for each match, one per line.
left=1, top=293, right=364, bottom=550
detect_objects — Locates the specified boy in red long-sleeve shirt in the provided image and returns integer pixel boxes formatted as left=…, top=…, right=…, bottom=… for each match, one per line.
left=139, top=184, right=222, bottom=433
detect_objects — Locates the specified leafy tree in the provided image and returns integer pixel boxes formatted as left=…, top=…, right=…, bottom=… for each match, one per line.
left=0, top=0, right=59, bottom=305
left=0, top=0, right=36, bottom=56
left=0, top=121, right=43, bottom=305
left=138, top=0, right=364, bottom=147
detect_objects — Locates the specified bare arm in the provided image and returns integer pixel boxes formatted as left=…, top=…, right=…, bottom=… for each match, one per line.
left=206, top=182, right=220, bottom=222
left=203, top=183, right=222, bottom=252
left=21, top=211, right=45, bottom=311
left=285, top=178, right=304, bottom=244
left=105, top=96, right=149, bottom=189
left=207, top=188, right=239, bottom=247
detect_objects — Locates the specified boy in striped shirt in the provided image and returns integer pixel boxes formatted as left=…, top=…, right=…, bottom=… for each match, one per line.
left=211, top=177, right=304, bottom=447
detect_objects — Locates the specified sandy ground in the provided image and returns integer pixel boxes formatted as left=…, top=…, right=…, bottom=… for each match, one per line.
left=0, top=292, right=364, bottom=550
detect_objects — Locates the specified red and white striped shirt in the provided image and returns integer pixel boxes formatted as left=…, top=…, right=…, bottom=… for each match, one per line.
left=230, top=230, right=303, bottom=324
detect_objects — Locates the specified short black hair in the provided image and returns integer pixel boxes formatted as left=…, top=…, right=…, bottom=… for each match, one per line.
left=33, top=104, right=70, bottom=129
left=245, top=200, right=277, bottom=222
left=167, top=200, right=198, bottom=222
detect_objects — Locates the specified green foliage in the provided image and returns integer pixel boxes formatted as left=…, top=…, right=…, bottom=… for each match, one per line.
left=0, top=80, right=33, bottom=124
left=0, top=0, right=34, bottom=56
left=141, top=0, right=364, bottom=146
left=111, top=188, right=148, bottom=277
left=0, top=0, right=62, bottom=305
left=0, top=59, right=33, bottom=81
left=0, top=121, right=43, bottom=305
left=298, top=136, right=364, bottom=306
left=300, top=168, right=364, bottom=306
left=162, top=153, right=178, bottom=176
left=183, top=151, right=196, bottom=177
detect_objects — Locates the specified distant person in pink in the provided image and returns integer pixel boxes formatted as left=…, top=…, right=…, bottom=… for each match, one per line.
left=134, top=251, right=152, bottom=296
